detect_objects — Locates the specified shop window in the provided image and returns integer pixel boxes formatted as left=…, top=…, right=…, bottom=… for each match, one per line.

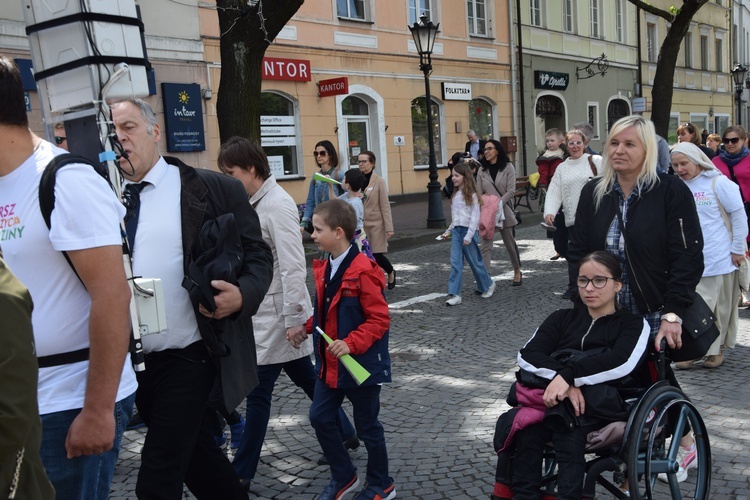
left=469, top=98, right=494, bottom=139
left=260, top=92, right=301, bottom=177
left=467, top=0, right=488, bottom=37
left=411, top=96, right=443, bottom=167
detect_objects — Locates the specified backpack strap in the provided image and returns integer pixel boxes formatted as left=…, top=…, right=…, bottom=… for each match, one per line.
left=36, top=154, right=112, bottom=368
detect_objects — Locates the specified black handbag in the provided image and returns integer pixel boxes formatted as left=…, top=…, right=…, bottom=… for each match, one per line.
left=671, top=292, right=720, bottom=362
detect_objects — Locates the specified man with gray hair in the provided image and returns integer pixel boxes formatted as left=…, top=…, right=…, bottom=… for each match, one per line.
left=464, top=129, right=487, bottom=160
left=111, top=99, right=272, bottom=499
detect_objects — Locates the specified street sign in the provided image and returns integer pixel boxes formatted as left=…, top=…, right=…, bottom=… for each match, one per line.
left=632, top=97, right=647, bottom=113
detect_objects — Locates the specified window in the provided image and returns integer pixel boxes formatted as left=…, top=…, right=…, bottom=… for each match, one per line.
left=615, top=0, right=624, bottom=43
left=469, top=98, right=493, bottom=139
left=411, top=96, right=443, bottom=167
left=700, top=35, right=709, bottom=70
left=668, top=114, right=680, bottom=144
left=467, top=0, right=488, bottom=37
left=684, top=33, right=693, bottom=68
left=590, top=0, right=601, bottom=39
left=715, top=115, right=730, bottom=137
left=587, top=102, right=600, bottom=140
left=337, top=0, right=366, bottom=20
left=646, top=23, right=657, bottom=62
left=342, top=96, right=371, bottom=167
left=260, top=92, right=301, bottom=177
left=530, top=0, right=542, bottom=28
left=408, top=0, right=431, bottom=25
left=715, top=39, right=723, bottom=72
left=563, top=0, right=575, bottom=33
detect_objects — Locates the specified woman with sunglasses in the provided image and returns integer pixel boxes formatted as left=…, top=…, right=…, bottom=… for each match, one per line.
left=543, top=129, right=602, bottom=297
left=713, top=126, right=750, bottom=242
left=677, top=122, right=714, bottom=159
left=300, top=140, right=342, bottom=233
left=477, top=139, right=522, bottom=284
left=491, top=251, right=650, bottom=500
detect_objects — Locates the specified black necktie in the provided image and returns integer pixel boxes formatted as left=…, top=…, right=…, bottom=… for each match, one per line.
left=124, top=182, right=149, bottom=251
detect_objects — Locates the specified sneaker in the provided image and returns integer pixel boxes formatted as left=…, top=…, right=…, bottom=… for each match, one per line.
left=658, top=442, right=697, bottom=483
left=215, top=432, right=227, bottom=450
left=673, top=358, right=699, bottom=370
left=702, top=352, right=724, bottom=368
left=446, top=295, right=462, bottom=306
left=482, top=282, right=496, bottom=298
left=318, top=473, right=360, bottom=500
left=229, top=415, right=245, bottom=449
left=353, top=479, right=396, bottom=500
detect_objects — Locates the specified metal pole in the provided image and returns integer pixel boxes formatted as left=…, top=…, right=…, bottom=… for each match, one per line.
left=738, top=88, right=743, bottom=126
left=423, top=72, right=446, bottom=228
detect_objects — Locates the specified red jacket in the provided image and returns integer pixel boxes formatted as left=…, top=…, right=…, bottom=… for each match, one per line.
left=536, top=155, right=565, bottom=188
left=306, top=249, right=391, bottom=389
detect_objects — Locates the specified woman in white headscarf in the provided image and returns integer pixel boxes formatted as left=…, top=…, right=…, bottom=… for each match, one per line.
left=671, top=142, right=748, bottom=369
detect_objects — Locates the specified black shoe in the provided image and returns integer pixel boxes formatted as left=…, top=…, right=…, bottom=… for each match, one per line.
left=344, top=435, right=360, bottom=451
left=317, top=454, right=329, bottom=466
left=126, top=411, right=146, bottom=431
left=239, top=479, right=251, bottom=492
left=387, top=269, right=397, bottom=290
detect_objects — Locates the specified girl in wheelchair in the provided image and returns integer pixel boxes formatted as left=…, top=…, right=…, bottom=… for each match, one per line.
left=492, top=252, right=653, bottom=500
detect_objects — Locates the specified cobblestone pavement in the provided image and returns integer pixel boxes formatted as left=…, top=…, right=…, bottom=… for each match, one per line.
left=111, top=225, right=750, bottom=499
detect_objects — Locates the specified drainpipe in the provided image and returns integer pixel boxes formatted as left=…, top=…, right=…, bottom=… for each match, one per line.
left=508, top=0, right=519, bottom=170
left=514, top=0, right=527, bottom=175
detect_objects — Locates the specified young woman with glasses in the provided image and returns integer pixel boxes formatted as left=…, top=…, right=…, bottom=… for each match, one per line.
left=300, top=140, right=341, bottom=233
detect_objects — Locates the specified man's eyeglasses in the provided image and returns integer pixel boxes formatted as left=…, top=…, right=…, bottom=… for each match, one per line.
left=577, top=276, right=617, bottom=289
left=357, top=160, right=368, bottom=164
left=567, top=141, right=583, bottom=147
left=313, top=150, right=328, bottom=157
left=54, top=136, right=67, bottom=145
left=723, top=137, right=742, bottom=145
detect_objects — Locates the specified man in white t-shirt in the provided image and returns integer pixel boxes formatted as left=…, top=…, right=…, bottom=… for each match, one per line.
left=0, top=56, right=137, bottom=499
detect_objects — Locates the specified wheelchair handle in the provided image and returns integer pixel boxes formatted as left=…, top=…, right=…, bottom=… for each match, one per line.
left=656, top=338, right=667, bottom=381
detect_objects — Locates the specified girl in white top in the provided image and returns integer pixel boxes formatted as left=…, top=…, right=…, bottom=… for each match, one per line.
left=440, top=161, right=495, bottom=305
left=671, top=142, right=748, bottom=369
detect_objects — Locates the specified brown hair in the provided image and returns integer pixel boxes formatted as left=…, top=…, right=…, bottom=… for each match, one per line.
left=722, top=125, right=747, bottom=141
left=313, top=199, right=356, bottom=241
left=578, top=251, right=622, bottom=281
left=677, top=122, right=701, bottom=147
left=217, top=136, right=270, bottom=180
left=0, top=56, right=29, bottom=127
left=451, top=161, right=482, bottom=208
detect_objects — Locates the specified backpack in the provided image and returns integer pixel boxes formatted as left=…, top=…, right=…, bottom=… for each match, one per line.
left=36, top=154, right=113, bottom=368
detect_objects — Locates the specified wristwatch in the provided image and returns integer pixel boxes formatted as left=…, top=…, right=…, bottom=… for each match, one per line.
left=661, top=312, right=683, bottom=325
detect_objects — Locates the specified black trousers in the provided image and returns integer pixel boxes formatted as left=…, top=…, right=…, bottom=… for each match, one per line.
left=135, top=341, right=245, bottom=500
left=373, top=253, right=393, bottom=274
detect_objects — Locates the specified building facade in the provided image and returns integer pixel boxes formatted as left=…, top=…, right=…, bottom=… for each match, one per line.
left=515, top=0, right=639, bottom=165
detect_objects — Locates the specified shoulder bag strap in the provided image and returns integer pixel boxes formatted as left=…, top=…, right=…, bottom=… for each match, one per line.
left=725, top=162, right=748, bottom=202
left=711, top=176, right=732, bottom=236
left=587, top=154, right=598, bottom=177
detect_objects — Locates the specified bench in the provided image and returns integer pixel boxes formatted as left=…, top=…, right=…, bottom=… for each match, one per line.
left=513, top=175, right=533, bottom=212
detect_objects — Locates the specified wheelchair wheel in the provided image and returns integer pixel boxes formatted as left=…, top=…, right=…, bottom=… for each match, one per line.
left=625, top=385, right=711, bottom=499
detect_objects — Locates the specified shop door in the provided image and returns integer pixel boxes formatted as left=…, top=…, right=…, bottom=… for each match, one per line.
left=346, top=119, right=370, bottom=167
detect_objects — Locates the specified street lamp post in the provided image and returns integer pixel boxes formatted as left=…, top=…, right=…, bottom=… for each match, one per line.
left=732, top=63, right=748, bottom=125
left=409, top=14, right=446, bottom=229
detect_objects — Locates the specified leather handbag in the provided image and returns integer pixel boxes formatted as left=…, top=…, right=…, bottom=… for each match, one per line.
left=672, top=292, right=720, bottom=362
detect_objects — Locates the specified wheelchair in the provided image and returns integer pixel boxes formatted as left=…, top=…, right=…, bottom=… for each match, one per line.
left=493, top=346, right=712, bottom=499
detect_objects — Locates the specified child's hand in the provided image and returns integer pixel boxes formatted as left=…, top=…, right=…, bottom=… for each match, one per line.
left=463, top=239, right=470, bottom=246
left=327, top=339, right=351, bottom=358
left=285, top=325, right=308, bottom=349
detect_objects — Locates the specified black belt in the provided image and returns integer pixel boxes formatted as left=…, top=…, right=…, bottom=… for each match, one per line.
left=37, top=348, right=90, bottom=368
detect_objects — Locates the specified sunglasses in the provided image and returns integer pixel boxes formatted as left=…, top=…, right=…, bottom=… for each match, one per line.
left=681, top=123, right=694, bottom=132
left=723, top=137, right=742, bottom=145
left=54, top=136, right=67, bottom=145
left=313, top=150, right=328, bottom=157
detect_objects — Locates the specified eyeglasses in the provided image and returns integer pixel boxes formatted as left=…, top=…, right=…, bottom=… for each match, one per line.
left=313, top=150, right=328, bottom=157
left=723, top=137, right=742, bottom=145
left=54, top=136, right=67, bottom=145
left=567, top=141, right=583, bottom=147
left=357, top=160, right=368, bottom=164
left=483, top=147, right=495, bottom=152
left=577, top=276, right=617, bottom=289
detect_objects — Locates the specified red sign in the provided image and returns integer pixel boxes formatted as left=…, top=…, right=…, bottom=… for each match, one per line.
left=318, top=77, right=349, bottom=97
left=262, top=57, right=311, bottom=82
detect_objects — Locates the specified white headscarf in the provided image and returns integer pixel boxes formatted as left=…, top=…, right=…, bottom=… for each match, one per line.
left=669, top=142, right=716, bottom=171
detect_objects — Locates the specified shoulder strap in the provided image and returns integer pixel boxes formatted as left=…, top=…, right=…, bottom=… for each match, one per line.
left=587, top=155, right=598, bottom=177
left=711, top=176, right=733, bottom=237
left=38, top=153, right=113, bottom=281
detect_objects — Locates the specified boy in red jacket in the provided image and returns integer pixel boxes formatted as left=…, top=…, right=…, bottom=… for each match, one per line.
left=296, top=199, right=394, bottom=500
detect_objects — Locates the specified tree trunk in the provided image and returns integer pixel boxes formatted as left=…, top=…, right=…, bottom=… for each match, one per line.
left=216, top=1, right=304, bottom=143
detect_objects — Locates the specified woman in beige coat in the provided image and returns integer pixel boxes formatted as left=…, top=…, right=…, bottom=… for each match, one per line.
left=358, top=151, right=397, bottom=289
left=476, top=139, right=523, bottom=285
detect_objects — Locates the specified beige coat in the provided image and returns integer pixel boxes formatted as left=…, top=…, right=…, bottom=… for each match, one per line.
left=363, top=172, right=394, bottom=254
left=249, top=176, right=313, bottom=365
left=476, top=162, right=518, bottom=227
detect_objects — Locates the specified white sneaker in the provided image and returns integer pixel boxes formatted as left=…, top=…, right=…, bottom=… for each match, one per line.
left=445, top=295, right=462, bottom=306
left=481, top=282, right=496, bottom=298
left=658, top=442, right=697, bottom=483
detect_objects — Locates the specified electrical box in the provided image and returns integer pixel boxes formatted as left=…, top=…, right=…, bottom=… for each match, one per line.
left=500, top=136, right=518, bottom=153
left=134, top=278, right=167, bottom=336
left=22, top=0, right=149, bottom=114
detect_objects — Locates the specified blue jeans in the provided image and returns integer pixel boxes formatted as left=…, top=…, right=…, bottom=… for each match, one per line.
left=40, top=392, right=135, bottom=500
left=448, top=226, right=493, bottom=296
left=233, top=356, right=356, bottom=481
left=310, top=379, right=390, bottom=490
